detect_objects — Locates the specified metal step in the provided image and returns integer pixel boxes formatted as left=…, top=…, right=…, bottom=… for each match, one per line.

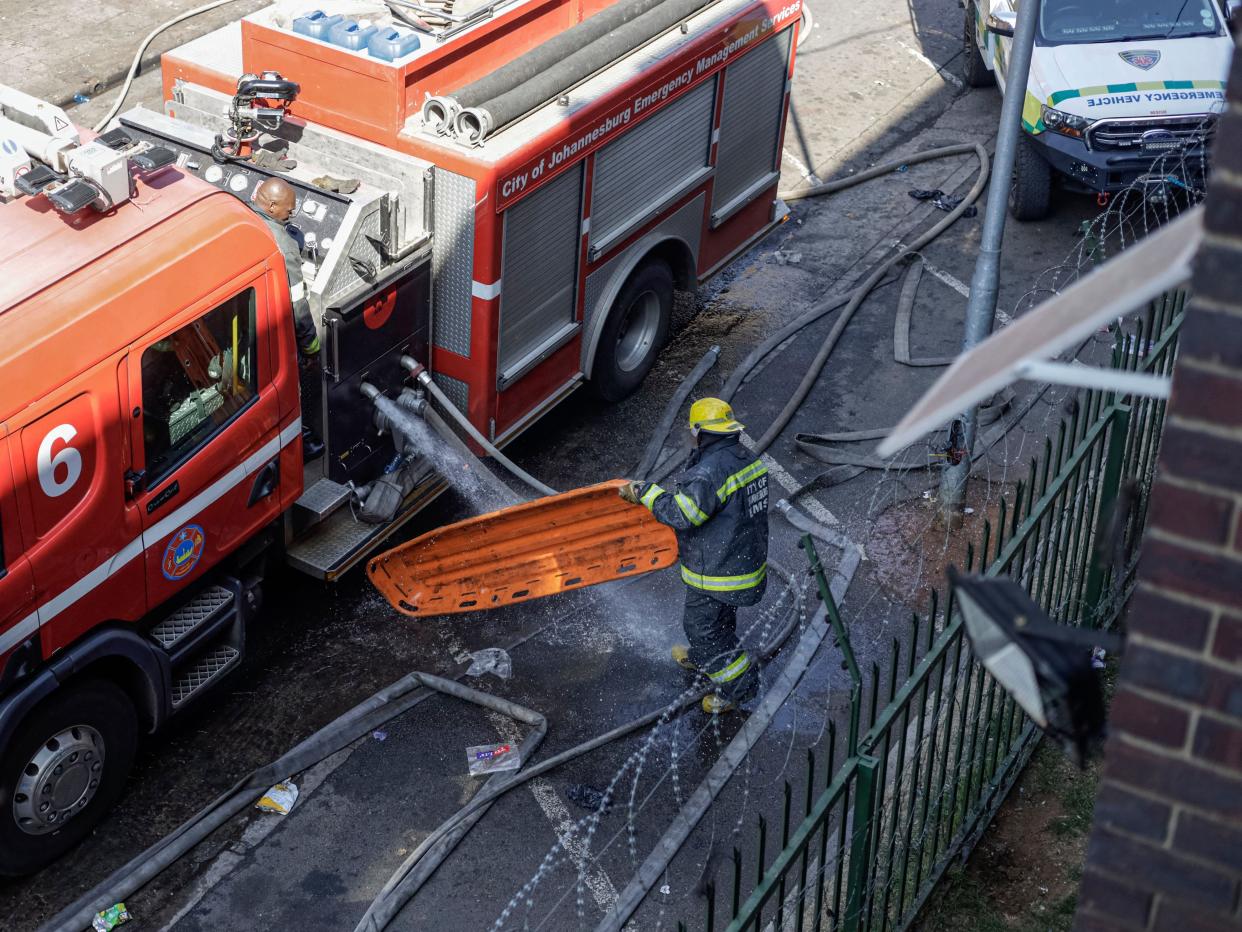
left=149, top=586, right=234, bottom=651
left=294, top=477, right=353, bottom=521
left=286, top=474, right=448, bottom=580
left=171, top=645, right=241, bottom=710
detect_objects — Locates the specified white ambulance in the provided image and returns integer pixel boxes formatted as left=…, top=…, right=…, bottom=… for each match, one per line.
left=963, top=0, right=1236, bottom=219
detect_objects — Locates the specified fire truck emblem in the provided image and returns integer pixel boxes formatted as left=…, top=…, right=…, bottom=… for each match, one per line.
left=162, top=524, right=206, bottom=580
left=363, top=288, right=397, bottom=330
left=1119, top=50, right=1161, bottom=71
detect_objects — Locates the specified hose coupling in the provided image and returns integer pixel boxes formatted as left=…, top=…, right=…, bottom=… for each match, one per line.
left=396, top=387, right=428, bottom=417
left=399, top=355, right=426, bottom=380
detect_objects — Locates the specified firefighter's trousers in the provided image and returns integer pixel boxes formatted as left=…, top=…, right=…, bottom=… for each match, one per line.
left=683, top=588, right=758, bottom=701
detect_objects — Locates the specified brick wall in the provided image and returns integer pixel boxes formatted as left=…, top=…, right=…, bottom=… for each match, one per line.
left=1074, top=41, right=1242, bottom=932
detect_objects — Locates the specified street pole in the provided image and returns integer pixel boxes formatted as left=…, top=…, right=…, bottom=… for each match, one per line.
left=938, top=0, right=1041, bottom=522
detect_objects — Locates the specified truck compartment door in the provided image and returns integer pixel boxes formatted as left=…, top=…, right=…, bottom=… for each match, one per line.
left=496, top=164, right=584, bottom=390
left=711, top=29, right=792, bottom=227
left=128, top=273, right=287, bottom=604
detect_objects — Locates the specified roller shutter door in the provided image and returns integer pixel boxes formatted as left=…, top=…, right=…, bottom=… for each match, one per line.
left=498, top=163, right=583, bottom=383
left=712, top=30, right=792, bottom=223
left=590, top=80, right=715, bottom=254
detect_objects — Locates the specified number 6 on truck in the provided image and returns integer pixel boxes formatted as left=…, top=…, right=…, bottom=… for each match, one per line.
left=36, top=424, right=82, bottom=498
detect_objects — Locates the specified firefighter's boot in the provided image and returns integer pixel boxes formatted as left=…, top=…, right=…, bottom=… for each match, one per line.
left=671, top=644, right=699, bottom=672
left=702, top=692, right=737, bottom=714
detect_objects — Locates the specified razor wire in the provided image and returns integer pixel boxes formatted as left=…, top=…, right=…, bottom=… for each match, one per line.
left=488, top=573, right=811, bottom=931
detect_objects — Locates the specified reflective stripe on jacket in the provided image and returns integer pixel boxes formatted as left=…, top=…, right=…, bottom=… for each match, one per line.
left=639, top=433, right=770, bottom=606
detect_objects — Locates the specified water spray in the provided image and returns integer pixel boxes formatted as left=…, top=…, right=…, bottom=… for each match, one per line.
left=399, top=355, right=556, bottom=499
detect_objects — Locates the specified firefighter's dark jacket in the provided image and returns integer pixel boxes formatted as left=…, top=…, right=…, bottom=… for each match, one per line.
left=258, top=212, right=318, bottom=352
left=637, top=433, right=769, bottom=606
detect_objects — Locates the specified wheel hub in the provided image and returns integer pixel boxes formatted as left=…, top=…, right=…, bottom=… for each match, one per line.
left=615, top=290, right=660, bottom=373
left=13, top=725, right=105, bottom=835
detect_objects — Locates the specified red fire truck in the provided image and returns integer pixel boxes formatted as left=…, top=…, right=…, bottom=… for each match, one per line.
left=0, top=0, right=800, bottom=872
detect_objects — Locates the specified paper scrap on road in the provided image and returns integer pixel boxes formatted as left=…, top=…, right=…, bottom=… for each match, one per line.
left=255, top=781, right=299, bottom=815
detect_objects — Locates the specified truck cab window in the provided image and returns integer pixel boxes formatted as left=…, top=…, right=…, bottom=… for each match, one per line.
left=141, top=288, right=259, bottom=481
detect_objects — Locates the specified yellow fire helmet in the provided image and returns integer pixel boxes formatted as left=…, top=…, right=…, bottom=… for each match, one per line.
left=688, top=397, right=744, bottom=434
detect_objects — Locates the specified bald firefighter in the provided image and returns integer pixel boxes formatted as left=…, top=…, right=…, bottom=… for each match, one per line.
left=621, top=399, right=769, bottom=713
left=253, top=177, right=320, bottom=358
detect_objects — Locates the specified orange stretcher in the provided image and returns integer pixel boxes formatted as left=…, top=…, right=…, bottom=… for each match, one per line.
left=367, top=479, right=679, bottom=617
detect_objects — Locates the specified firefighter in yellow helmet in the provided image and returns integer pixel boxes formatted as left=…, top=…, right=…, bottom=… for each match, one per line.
left=620, top=398, right=769, bottom=713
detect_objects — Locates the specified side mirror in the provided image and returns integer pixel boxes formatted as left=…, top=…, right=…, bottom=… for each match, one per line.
left=986, top=9, right=1017, bottom=37
left=1226, top=0, right=1241, bottom=22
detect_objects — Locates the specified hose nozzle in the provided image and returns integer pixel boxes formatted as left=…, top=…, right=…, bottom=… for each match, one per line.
left=360, top=381, right=382, bottom=402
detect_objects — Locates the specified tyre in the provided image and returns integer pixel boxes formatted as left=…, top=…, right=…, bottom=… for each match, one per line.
left=962, top=6, right=995, bottom=88
left=0, top=680, right=138, bottom=876
left=591, top=259, right=673, bottom=403
left=1009, top=134, right=1054, bottom=221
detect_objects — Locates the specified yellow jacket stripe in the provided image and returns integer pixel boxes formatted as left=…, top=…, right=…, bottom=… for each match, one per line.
left=675, top=492, right=710, bottom=527
left=680, top=563, right=767, bottom=592
left=709, top=652, right=751, bottom=684
left=641, top=484, right=665, bottom=509
left=716, top=460, right=768, bottom=503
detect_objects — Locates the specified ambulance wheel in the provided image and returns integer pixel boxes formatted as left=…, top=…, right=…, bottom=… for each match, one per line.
left=0, top=680, right=138, bottom=876
left=962, top=7, right=995, bottom=88
left=592, top=259, right=673, bottom=402
left=1009, top=135, right=1053, bottom=221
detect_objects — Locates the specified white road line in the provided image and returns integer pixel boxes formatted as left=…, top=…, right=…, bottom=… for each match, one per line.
left=739, top=432, right=839, bottom=526
left=157, top=748, right=354, bottom=930
left=919, top=260, right=1013, bottom=324
left=892, top=248, right=1015, bottom=328
left=782, top=146, right=822, bottom=185
left=921, top=259, right=971, bottom=298
left=896, top=38, right=964, bottom=89
left=487, top=712, right=620, bottom=914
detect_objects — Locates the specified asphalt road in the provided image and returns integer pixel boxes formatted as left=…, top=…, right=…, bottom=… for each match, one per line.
left=0, top=0, right=1131, bottom=928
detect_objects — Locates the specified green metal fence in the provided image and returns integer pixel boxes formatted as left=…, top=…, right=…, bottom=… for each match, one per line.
left=677, top=292, right=1183, bottom=932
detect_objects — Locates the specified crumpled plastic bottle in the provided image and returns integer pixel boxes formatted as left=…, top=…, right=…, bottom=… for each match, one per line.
left=465, top=647, right=512, bottom=680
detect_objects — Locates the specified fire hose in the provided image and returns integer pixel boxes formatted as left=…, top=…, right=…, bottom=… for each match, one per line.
left=647, top=142, right=991, bottom=485
left=43, top=561, right=805, bottom=932
left=352, top=559, right=805, bottom=932
left=90, top=0, right=251, bottom=133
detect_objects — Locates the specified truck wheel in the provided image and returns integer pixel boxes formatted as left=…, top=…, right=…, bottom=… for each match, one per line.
left=591, top=259, right=673, bottom=403
left=1009, top=135, right=1053, bottom=221
left=962, top=7, right=995, bottom=88
left=0, top=680, right=138, bottom=876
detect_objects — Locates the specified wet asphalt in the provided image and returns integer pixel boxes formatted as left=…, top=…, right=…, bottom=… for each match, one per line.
left=0, top=0, right=1131, bottom=926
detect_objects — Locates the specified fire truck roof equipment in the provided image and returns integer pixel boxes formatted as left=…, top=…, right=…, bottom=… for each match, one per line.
left=450, top=0, right=718, bottom=143
left=421, top=0, right=671, bottom=132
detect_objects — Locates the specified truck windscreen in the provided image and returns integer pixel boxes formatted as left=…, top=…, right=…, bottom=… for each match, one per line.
left=1040, top=0, right=1221, bottom=44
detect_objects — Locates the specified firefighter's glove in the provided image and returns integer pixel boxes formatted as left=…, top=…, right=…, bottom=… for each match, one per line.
left=618, top=481, right=642, bottom=506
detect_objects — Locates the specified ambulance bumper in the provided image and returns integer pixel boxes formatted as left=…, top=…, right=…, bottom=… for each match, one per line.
left=1030, top=130, right=1209, bottom=196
